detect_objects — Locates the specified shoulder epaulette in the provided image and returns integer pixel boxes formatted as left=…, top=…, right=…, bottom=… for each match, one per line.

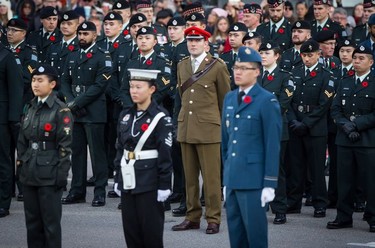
left=180, top=56, right=190, bottom=62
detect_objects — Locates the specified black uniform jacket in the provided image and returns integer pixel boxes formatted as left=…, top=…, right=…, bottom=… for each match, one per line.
left=256, top=19, right=292, bottom=51
left=114, top=101, right=173, bottom=194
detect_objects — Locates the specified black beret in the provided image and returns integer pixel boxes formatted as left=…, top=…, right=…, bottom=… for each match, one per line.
left=112, top=0, right=130, bottom=10
left=167, top=17, right=186, bottom=27
left=32, top=64, right=58, bottom=81
left=313, top=0, right=332, bottom=6
left=268, top=0, right=285, bottom=8
left=292, top=20, right=311, bottom=30
left=369, top=13, right=375, bottom=25
left=363, top=0, right=375, bottom=8
left=77, top=21, right=97, bottom=32
left=129, top=13, right=147, bottom=27
left=103, top=11, right=123, bottom=22
left=40, top=6, right=58, bottom=19
left=185, top=13, right=205, bottom=22
left=136, top=26, right=156, bottom=37
left=62, top=10, right=80, bottom=22
left=259, top=41, right=280, bottom=51
left=156, top=9, right=173, bottom=21
left=228, top=22, right=248, bottom=33
left=182, top=2, right=204, bottom=17
left=243, top=3, right=262, bottom=15
left=300, top=39, right=320, bottom=53
left=285, top=1, right=293, bottom=9
left=353, top=45, right=373, bottom=57
left=7, top=18, right=27, bottom=30
left=242, top=32, right=262, bottom=43
left=313, top=30, right=336, bottom=42
left=136, top=0, right=152, bottom=10
left=338, top=39, right=356, bottom=49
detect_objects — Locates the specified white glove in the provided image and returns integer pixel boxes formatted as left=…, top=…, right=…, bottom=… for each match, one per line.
left=223, top=186, right=227, bottom=202
left=157, top=189, right=171, bottom=202
left=261, top=187, right=275, bottom=207
left=114, top=183, right=121, bottom=197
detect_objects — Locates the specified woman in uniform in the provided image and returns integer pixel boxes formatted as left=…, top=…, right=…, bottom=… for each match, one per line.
left=17, top=64, right=73, bottom=248
left=114, top=69, right=173, bottom=248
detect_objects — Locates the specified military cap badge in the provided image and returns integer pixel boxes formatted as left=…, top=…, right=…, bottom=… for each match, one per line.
left=82, top=23, right=87, bottom=29
left=172, top=20, right=177, bottom=25
left=191, top=14, right=196, bottom=20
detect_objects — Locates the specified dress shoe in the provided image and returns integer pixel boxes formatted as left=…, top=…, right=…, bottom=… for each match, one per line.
left=117, top=203, right=122, bottom=210
left=286, top=207, right=301, bottom=214
left=17, top=194, right=24, bottom=201
left=354, top=202, right=366, bottom=213
left=168, top=193, right=183, bottom=203
left=314, top=208, right=326, bottom=218
left=305, top=196, right=313, bottom=206
left=273, top=213, right=287, bottom=224
left=0, top=208, right=9, bottom=218
left=61, top=194, right=85, bottom=204
left=206, top=223, right=220, bottom=234
left=92, top=196, right=105, bottom=207
left=172, top=220, right=200, bottom=231
left=326, top=219, right=353, bottom=229
left=107, top=190, right=119, bottom=198
left=370, top=225, right=375, bottom=232
left=86, top=176, right=95, bottom=187
left=172, top=205, right=187, bottom=217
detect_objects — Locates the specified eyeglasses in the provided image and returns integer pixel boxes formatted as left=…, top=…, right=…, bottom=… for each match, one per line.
left=6, top=28, right=24, bottom=33
left=232, top=66, right=257, bottom=72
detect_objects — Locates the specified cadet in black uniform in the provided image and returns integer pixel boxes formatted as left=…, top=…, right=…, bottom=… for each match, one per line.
left=286, top=39, right=335, bottom=217
left=220, top=22, right=247, bottom=90
left=256, top=0, right=292, bottom=52
left=327, top=46, right=375, bottom=233
left=45, top=10, right=80, bottom=78
left=125, top=13, right=148, bottom=60
left=314, top=30, right=341, bottom=74
left=0, top=35, right=23, bottom=218
left=351, top=0, right=375, bottom=45
left=280, top=21, right=311, bottom=71
left=17, top=65, right=73, bottom=248
left=258, top=41, right=295, bottom=225
left=60, top=21, right=112, bottom=207
left=114, top=68, right=172, bottom=248
left=112, top=0, right=131, bottom=38
left=242, top=31, right=262, bottom=51
left=27, top=6, right=62, bottom=63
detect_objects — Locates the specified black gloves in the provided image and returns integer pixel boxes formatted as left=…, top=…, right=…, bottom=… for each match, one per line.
left=66, top=101, right=87, bottom=118
left=348, top=132, right=360, bottom=142
left=342, top=122, right=356, bottom=135
left=290, top=120, right=308, bottom=136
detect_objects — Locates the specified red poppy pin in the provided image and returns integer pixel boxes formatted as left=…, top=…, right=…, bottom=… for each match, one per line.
left=348, top=70, right=354, bottom=76
left=141, top=123, right=149, bottom=131
left=278, top=28, right=284, bottom=34
left=68, top=45, right=74, bottom=51
left=113, top=42, right=119, bottom=49
left=153, top=28, right=157, bottom=34
left=362, top=81, right=369, bottom=87
left=323, top=27, right=329, bottom=31
left=146, top=59, right=152, bottom=65
left=63, top=116, right=70, bottom=124
left=331, top=62, right=336, bottom=69
left=267, top=75, right=274, bottom=81
left=123, top=30, right=129, bottom=35
left=86, top=52, right=93, bottom=58
left=49, top=36, right=56, bottom=41
left=244, top=96, right=252, bottom=104
left=15, top=48, right=20, bottom=53
left=44, top=123, right=52, bottom=131
left=310, top=71, right=317, bottom=77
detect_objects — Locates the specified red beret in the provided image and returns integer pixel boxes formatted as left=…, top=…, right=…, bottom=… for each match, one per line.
left=184, top=27, right=211, bottom=41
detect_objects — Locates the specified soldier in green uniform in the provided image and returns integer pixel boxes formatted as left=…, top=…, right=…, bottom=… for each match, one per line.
left=27, top=6, right=62, bottom=63
left=60, top=21, right=112, bottom=207
left=327, top=45, right=375, bottom=233
left=45, top=10, right=80, bottom=78
left=258, top=41, right=295, bottom=224
left=0, top=32, right=23, bottom=218
left=17, top=64, right=73, bottom=248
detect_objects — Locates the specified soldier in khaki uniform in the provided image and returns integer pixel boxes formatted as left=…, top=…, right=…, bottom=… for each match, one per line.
left=172, top=27, right=230, bottom=234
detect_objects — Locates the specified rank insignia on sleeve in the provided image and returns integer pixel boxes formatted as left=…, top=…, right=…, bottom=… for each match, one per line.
left=63, top=127, right=71, bottom=135
left=162, top=77, right=170, bottom=85
left=285, top=88, right=293, bottom=97
left=103, top=74, right=111, bottom=80
left=324, top=90, right=333, bottom=98
left=165, top=132, right=172, bottom=147
left=27, top=65, right=35, bottom=73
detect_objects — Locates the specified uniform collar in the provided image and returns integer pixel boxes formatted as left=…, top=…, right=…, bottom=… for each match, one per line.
left=305, top=62, right=319, bottom=72
left=62, top=35, right=77, bottom=45
left=356, top=71, right=371, bottom=82
left=264, top=63, right=277, bottom=74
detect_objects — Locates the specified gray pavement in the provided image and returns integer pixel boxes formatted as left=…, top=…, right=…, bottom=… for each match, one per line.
left=1, top=179, right=375, bottom=248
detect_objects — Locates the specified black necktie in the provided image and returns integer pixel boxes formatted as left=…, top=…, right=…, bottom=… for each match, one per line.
left=356, top=78, right=361, bottom=85
left=140, top=56, right=146, bottom=64
left=233, top=53, right=237, bottom=62
left=43, top=32, right=49, bottom=39
left=342, top=68, right=348, bottom=77
left=294, top=50, right=299, bottom=61
left=62, top=42, right=67, bottom=49
left=317, top=26, right=322, bottom=32
left=238, top=91, right=245, bottom=105
left=325, top=58, right=329, bottom=68
left=263, top=70, right=269, bottom=80
left=305, top=69, right=310, bottom=77
left=271, top=24, right=277, bottom=38
left=108, top=41, right=112, bottom=50
left=37, top=101, right=43, bottom=108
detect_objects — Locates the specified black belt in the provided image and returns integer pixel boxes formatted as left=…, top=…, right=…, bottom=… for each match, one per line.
left=292, top=103, right=316, bottom=113
left=29, top=141, right=56, bottom=151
